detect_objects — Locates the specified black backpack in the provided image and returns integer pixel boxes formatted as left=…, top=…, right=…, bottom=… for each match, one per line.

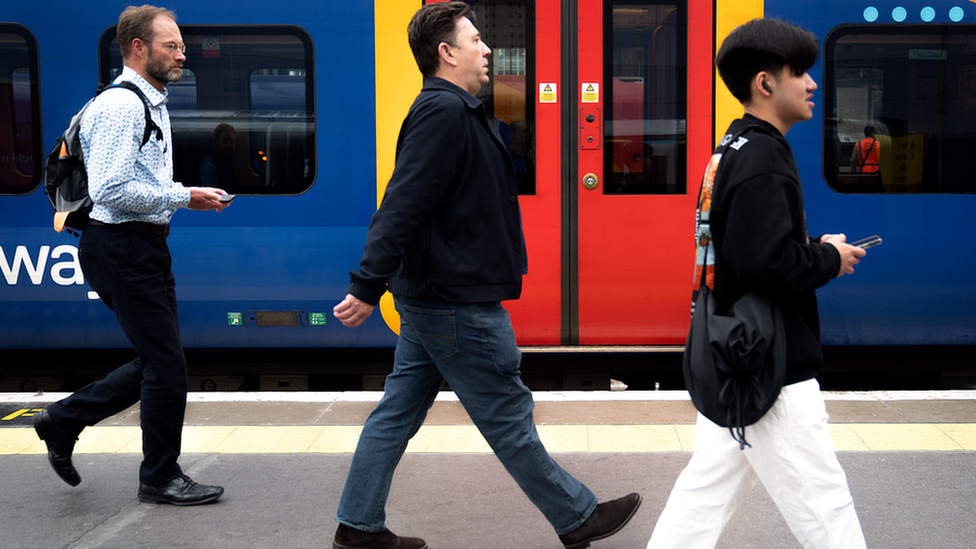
left=44, top=81, right=162, bottom=235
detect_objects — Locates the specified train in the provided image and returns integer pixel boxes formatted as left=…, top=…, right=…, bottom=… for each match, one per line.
left=2, top=0, right=975, bottom=389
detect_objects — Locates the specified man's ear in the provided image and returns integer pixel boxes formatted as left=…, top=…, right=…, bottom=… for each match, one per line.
left=438, top=42, right=457, bottom=68
left=131, top=37, right=149, bottom=60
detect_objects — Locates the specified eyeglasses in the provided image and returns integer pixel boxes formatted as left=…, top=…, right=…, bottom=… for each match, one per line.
left=141, top=39, right=186, bottom=54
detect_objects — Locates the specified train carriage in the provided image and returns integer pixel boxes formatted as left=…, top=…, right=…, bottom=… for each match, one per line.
left=2, top=0, right=975, bottom=386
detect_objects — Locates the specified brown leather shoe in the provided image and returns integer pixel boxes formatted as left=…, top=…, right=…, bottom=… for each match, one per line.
left=558, top=493, right=642, bottom=548
left=333, top=524, right=427, bottom=549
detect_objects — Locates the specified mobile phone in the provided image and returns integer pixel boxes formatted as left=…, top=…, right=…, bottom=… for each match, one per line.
left=219, top=194, right=236, bottom=203
left=850, top=235, right=881, bottom=249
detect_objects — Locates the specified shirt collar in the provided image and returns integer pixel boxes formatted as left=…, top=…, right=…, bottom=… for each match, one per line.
left=422, top=77, right=483, bottom=110
left=117, top=66, right=169, bottom=107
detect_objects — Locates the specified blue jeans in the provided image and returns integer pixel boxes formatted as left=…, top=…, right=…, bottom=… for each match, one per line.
left=335, top=295, right=597, bottom=534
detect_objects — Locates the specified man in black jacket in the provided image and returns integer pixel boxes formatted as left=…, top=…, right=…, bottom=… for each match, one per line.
left=330, top=4, right=640, bottom=549
left=647, top=19, right=868, bottom=549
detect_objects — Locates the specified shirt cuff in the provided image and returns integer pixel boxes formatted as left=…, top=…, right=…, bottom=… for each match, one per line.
left=170, top=186, right=192, bottom=210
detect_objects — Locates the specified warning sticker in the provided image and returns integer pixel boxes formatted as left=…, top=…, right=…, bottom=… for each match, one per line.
left=539, top=83, right=557, bottom=103
left=203, top=37, right=220, bottom=58
left=582, top=83, right=599, bottom=103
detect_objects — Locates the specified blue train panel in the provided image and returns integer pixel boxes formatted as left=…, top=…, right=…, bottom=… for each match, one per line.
left=0, top=1, right=399, bottom=349
left=766, top=0, right=976, bottom=345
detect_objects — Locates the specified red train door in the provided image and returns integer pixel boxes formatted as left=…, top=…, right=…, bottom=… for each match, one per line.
left=573, top=0, right=713, bottom=344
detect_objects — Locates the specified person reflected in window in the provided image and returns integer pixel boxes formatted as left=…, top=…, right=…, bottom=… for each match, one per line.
left=616, top=142, right=658, bottom=194
left=509, top=120, right=534, bottom=194
left=851, top=125, right=879, bottom=174
left=199, top=123, right=239, bottom=190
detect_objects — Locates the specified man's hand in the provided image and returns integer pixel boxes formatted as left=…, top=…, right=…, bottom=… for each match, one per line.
left=333, top=294, right=377, bottom=327
left=823, top=234, right=867, bottom=277
left=187, top=187, right=230, bottom=212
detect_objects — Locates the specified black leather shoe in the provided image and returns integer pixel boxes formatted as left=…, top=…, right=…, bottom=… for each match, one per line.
left=558, top=493, right=642, bottom=548
left=138, top=475, right=224, bottom=506
left=333, top=524, right=428, bottom=549
left=32, top=409, right=82, bottom=487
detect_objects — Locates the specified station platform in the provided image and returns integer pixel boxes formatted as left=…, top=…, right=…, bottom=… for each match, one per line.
left=2, top=389, right=975, bottom=548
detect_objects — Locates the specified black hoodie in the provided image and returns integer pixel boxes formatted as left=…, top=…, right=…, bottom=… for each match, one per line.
left=709, top=114, right=841, bottom=385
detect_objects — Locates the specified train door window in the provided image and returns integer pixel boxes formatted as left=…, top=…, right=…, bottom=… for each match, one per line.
left=0, top=24, right=42, bottom=195
left=825, top=25, right=976, bottom=193
left=468, top=1, right=536, bottom=195
left=604, top=1, right=687, bottom=195
left=98, top=26, right=315, bottom=195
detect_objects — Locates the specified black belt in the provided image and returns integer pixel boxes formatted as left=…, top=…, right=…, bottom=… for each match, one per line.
left=88, top=219, right=170, bottom=237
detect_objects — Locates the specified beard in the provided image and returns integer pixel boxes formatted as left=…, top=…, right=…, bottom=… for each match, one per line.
left=146, top=49, right=182, bottom=84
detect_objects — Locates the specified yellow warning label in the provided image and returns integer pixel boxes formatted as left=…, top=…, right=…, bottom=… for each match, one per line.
left=582, top=83, right=599, bottom=103
left=539, top=83, right=557, bottom=103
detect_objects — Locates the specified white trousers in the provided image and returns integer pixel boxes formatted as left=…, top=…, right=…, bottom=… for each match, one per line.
left=647, top=379, right=867, bottom=549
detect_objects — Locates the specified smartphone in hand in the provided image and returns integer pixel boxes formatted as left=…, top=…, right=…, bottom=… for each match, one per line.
left=850, top=235, right=881, bottom=249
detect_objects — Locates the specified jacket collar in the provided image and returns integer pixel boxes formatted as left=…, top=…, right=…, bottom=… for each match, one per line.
left=422, top=77, right=483, bottom=110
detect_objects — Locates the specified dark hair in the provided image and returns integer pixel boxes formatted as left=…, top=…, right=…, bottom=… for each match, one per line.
left=864, top=126, right=875, bottom=138
left=118, top=5, right=177, bottom=59
left=407, top=1, right=476, bottom=78
left=213, top=123, right=235, bottom=140
left=716, top=18, right=819, bottom=103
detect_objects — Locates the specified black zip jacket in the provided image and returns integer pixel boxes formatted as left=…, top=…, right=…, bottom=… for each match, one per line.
left=348, top=77, right=526, bottom=305
left=710, top=115, right=841, bottom=384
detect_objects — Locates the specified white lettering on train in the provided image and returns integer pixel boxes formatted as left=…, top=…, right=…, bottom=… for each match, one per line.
left=0, top=245, right=85, bottom=286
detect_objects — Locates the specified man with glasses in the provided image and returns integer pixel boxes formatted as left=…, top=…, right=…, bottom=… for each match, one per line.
left=33, top=5, right=229, bottom=506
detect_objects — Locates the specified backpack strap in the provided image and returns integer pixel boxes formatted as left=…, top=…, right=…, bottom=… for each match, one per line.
left=96, top=81, right=163, bottom=148
left=694, top=124, right=758, bottom=294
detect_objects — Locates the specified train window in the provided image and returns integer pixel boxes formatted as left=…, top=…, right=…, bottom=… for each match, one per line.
left=469, top=0, right=536, bottom=195
left=825, top=25, right=976, bottom=194
left=99, top=26, right=315, bottom=195
left=0, top=24, right=42, bottom=195
left=604, top=1, right=687, bottom=195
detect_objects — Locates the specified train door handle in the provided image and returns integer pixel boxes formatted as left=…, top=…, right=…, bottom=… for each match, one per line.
left=582, top=172, right=599, bottom=190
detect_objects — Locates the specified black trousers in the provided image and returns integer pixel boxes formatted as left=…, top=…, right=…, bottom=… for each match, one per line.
left=48, top=223, right=187, bottom=486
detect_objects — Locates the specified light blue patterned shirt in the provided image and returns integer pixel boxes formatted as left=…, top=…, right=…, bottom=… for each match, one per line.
left=80, top=66, right=191, bottom=225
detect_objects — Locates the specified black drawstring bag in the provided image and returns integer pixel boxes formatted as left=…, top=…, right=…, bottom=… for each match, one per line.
left=683, top=280, right=786, bottom=449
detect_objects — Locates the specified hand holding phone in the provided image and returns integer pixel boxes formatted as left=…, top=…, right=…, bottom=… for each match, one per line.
left=219, top=194, right=236, bottom=203
left=850, top=235, right=881, bottom=249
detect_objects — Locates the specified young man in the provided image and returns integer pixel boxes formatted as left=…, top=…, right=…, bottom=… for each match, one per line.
left=646, top=19, right=868, bottom=549
left=33, top=5, right=229, bottom=505
left=331, top=3, right=640, bottom=548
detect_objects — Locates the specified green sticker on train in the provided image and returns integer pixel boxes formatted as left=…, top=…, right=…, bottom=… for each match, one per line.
left=309, top=312, right=327, bottom=326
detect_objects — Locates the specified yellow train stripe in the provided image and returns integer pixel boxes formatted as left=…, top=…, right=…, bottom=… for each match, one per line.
left=373, top=0, right=421, bottom=335
left=714, top=0, right=764, bottom=144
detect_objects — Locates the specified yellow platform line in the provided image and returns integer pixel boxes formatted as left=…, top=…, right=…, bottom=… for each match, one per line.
left=4, top=424, right=976, bottom=455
